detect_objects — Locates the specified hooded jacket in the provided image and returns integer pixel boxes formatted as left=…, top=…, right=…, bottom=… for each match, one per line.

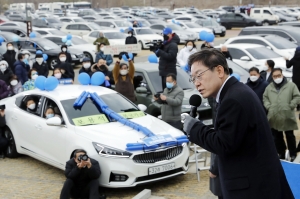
left=14, top=60, right=29, bottom=84
left=125, top=35, right=137, bottom=45
left=156, top=33, right=180, bottom=77
left=57, top=46, right=72, bottom=64
left=0, top=79, right=9, bottom=99
left=0, top=67, right=13, bottom=85
left=245, top=76, right=268, bottom=103
left=177, top=46, right=197, bottom=67
left=32, top=61, right=49, bottom=77
left=286, top=51, right=300, bottom=88
left=2, top=50, right=16, bottom=72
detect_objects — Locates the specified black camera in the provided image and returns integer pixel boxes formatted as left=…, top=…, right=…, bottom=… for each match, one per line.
left=78, top=154, right=89, bottom=162
left=146, top=40, right=163, bottom=52
left=154, top=93, right=160, bottom=99
left=0, top=104, right=5, bottom=110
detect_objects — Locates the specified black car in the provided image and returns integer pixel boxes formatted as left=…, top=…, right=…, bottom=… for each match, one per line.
left=9, top=38, right=84, bottom=69
left=239, top=26, right=300, bottom=45
left=278, top=21, right=300, bottom=27
left=0, top=26, right=42, bottom=38
left=219, top=13, right=262, bottom=29
left=32, top=18, right=63, bottom=29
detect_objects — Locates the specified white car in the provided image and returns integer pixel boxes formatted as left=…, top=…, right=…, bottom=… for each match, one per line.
left=42, top=35, right=97, bottom=63
left=60, top=22, right=103, bottom=37
left=123, top=27, right=164, bottom=49
left=33, top=28, right=69, bottom=37
left=223, top=35, right=297, bottom=59
left=3, top=85, right=189, bottom=187
left=177, top=22, right=213, bottom=39
left=0, top=21, right=27, bottom=28
left=59, top=17, right=86, bottom=24
left=65, top=10, right=79, bottom=17
left=82, top=30, right=127, bottom=45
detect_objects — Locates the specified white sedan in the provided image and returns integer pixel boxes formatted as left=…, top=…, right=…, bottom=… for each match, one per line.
left=177, top=22, right=213, bottom=39
left=82, top=30, right=127, bottom=46
left=3, top=85, right=189, bottom=187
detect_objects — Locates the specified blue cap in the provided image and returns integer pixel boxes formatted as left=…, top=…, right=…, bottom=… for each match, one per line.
left=296, top=46, right=300, bottom=52
left=163, top=27, right=172, bottom=35
left=128, top=27, right=133, bottom=32
left=82, top=57, right=90, bottom=62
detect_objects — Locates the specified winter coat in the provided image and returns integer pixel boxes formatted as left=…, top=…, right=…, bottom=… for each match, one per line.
left=14, top=60, right=29, bottom=84
left=245, top=76, right=268, bottom=103
left=54, top=62, right=74, bottom=80
left=125, top=36, right=137, bottom=45
left=286, top=51, right=300, bottom=88
left=9, top=81, right=23, bottom=95
left=2, top=50, right=16, bottom=72
left=0, top=68, right=13, bottom=85
left=91, top=65, right=114, bottom=86
left=156, top=33, right=180, bottom=77
left=159, top=84, right=184, bottom=122
left=79, top=67, right=93, bottom=77
left=32, top=62, right=49, bottom=77
left=221, top=51, right=232, bottom=60
left=260, top=70, right=273, bottom=84
left=95, top=51, right=113, bottom=66
left=177, top=47, right=197, bottom=67
left=263, top=78, right=300, bottom=131
left=93, top=37, right=110, bottom=52
left=0, top=79, right=9, bottom=99
left=23, top=79, right=35, bottom=91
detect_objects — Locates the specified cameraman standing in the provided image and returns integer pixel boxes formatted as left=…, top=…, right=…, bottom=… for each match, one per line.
left=152, top=27, right=180, bottom=90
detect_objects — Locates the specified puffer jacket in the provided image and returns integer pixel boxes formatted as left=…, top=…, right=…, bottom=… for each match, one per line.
left=263, top=78, right=300, bottom=131
left=2, top=50, right=16, bottom=72
left=160, top=84, right=184, bottom=122
left=14, top=60, right=29, bottom=84
left=32, top=61, right=49, bottom=77
left=0, top=67, right=13, bottom=85
left=177, top=46, right=197, bottom=67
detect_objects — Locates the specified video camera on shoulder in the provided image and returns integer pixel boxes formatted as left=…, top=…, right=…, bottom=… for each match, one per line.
left=78, top=154, right=89, bottom=162
left=146, top=40, right=163, bottom=52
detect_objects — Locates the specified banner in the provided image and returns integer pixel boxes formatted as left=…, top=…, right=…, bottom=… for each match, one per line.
left=103, top=44, right=141, bottom=54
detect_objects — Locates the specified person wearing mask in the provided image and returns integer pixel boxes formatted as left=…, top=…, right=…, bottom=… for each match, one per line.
left=2, top=42, right=16, bottom=73
left=93, top=32, right=110, bottom=52
left=79, top=57, right=93, bottom=76
left=260, top=60, right=275, bottom=83
left=113, top=52, right=135, bottom=102
left=21, top=50, right=33, bottom=69
left=133, top=21, right=139, bottom=27
left=0, top=108, right=7, bottom=158
left=245, top=67, right=268, bottom=103
left=95, top=43, right=113, bottom=65
left=125, top=27, right=137, bottom=62
left=53, top=68, right=73, bottom=85
left=91, top=59, right=114, bottom=88
left=201, top=41, right=214, bottom=49
left=59, top=149, right=105, bottom=199
left=23, top=69, right=38, bottom=91
left=220, top=45, right=232, bottom=60
left=263, top=68, right=300, bottom=162
left=0, top=60, right=13, bottom=85
left=32, top=53, right=49, bottom=77
left=44, top=107, right=61, bottom=119
left=25, top=97, right=37, bottom=114
left=9, top=75, right=23, bottom=96
left=54, top=52, right=75, bottom=80
left=177, top=40, right=197, bottom=71
left=58, top=45, right=72, bottom=64
left=14, top=53, right=30, bottom=85
left=154, top=73, right=184, bottom=130
left=152, top=27, right=179, bottom=90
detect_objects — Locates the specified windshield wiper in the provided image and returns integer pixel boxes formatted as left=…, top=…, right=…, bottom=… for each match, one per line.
left=120, top=108, right=139, bottom=112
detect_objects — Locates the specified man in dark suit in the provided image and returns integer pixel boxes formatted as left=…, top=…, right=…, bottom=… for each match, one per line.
left=183, top=49, right=294, bottom=199
left=60, top=149, right=105, bottom=199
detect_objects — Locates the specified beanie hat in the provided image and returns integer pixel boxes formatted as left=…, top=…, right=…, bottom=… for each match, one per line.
left=35, top=54, right=43, bottom=58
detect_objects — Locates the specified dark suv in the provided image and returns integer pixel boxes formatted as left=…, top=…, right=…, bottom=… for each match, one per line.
left=219, top=13, right=262, bottom=29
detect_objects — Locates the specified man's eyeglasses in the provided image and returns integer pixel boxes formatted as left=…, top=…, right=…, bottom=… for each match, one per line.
left=189, top=68, right=210, bottom=83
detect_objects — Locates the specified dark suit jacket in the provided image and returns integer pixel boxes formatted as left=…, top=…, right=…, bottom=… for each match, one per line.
left=65, top=158, right=101, bottom=188
left=189, top=77, right=294, bottom=199
left=260, top=71, right=272, bottom=84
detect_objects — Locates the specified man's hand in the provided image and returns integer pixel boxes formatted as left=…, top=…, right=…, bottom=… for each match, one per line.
left=209, top=171, right=217, bottom=178
left=284, top=56, right=289, bottom=61
left=83, top=158, right=92, bottom=169
left=0, top=110, right=5, bottom=117
left=76, top=161, right=86, bottom=169
left=160, top=94, right=167, bottom=101
left=105, top=76, right=110, bottom=81
left=118, top=52, right=124, bottom=60
left=183, top=115, right=199, bottom=136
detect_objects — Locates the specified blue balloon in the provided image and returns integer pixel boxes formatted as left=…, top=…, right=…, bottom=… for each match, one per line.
left=199, top=31, right=208, bottom=41
left=78, top=73, right=91, bottom=85
left=122, top=53, right=133, bottom=61
left=120, top=29, right=124, bottom=33
left=66, top=40, right=72, bottom=46
left=36, top=50, right=43, bottom=54
left=171, top=19, right=175, bottom=23
left=62, top=37, right=67, bottom=43
left=42, top=54, right=48, bottom=61
left=205, top=33, right=215, bottom=42
left=66, top=34, right=72, bottom=40
left=29, top=32, right=36, bottom=38
left=0, top=37, right=4, bottom=43
left=231, top=73, right=240, bottom=81
left=44, top=76, right=59, bottom=91
left=148, top=54, right=158, bottom=63
left=12, top=36, right=19, bottom=42
left=34, top=76, right=46, bottom=90
left=91, top=72, right=105, bottom=86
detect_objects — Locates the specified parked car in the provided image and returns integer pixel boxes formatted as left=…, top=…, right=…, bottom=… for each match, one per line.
left=59, top=17, right=86, bottom=23
left=0, top=32, right=20, bottom=42
left=226, top=60, right=250, bottom=83
left=65, top=10, right=79, bottom=17
left=195, top=19, right=226, bottom=36
left=219, top=6, right=235, bottom=13
left=273, top=11, right=297, bottom=22
left=32, top=18, right=63, bottom=29
left=172, top=15, right=199, bottom=23
left=33, top=28, right=68, bottom=36
left=0, top=26, right=41, bottom=38
left=60, top=22, right=103, bottom=37
left=7, top=14, right=26, bottom=22
left=249, top=7, right=279, bottom=26
left=219, top=13, right=262, bottom=29
left=82, top=15, right=102, bottom=22
left=278, top=21, right=300, bottom=27
left=82, top=30, right=127, bottom=46
left=177, top=22, right=213, bottom=39
left=78, top=9, right=98, bottom=17
left=93, top=19, right=133, bottom=30
left=0, top=21, right=26, bottom=27
left=156, top=12, right=176, bottom=21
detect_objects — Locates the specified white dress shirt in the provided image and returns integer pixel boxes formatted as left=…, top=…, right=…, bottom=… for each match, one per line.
left=216, top=76, right=232, bottom=103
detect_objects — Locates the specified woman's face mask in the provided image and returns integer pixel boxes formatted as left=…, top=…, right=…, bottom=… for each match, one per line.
left=60, top=56, right=66, bottom=62
left=83, top=63, right=91, bottom=69
left=62, top=48, right=67, bottom=52
left=186, top=45, right=193, bottom=50
left=31, top=72, right=38, bottom=80
left=24, top=54, right=30, bottom=59
left=54, top=73, right=62, bottom=79
left=0, top=64, right=6, bottom=72
left=10, top=80, right=18, bottom=86
left=7, top=46, right=13, bottom=50
left=120, top=69, right=128, bottom=76
left=46, top=114, right=54, bottom=119
left=28, top=103, right=36, bottom=110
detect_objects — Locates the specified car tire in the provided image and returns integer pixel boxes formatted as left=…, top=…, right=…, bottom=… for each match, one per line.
left=225, top=24, right=232, bottom=30
left=48, top=57, right=58, bottom=70
left=262, top=21, right=269, bottom=26
left=4, top=128, right=19, bottom=158
left=84, top=52, right=93, bottom=63
left=249, top=23, right=256, bottom=26
left=139, top=41, right=144, bottom=50
left=220, top=33, right=226, bottom=37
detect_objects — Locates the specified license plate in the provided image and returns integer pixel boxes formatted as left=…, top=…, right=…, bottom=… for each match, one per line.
left=148, top=163, right=175, bottom=175
left=215, top=31, right=221, bottom=33
left=203, top=119, right=213, bottom=126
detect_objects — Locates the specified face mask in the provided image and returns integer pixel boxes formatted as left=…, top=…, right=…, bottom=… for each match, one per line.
left=46, top=114, right=54, bottom=119
left=25, top=54, right=29, bottom=59
left=32, top=74, right=38, bottom=80
left=100, top=47, right=105, bottom=51
left=163, top=34, right=169, bottom=41
left=54, top=73, right=62, bottom=79
left=83, top=63, right=91, bottom=69
left=36, top=58, right=43, bottom=65
left=7, top=46, right=13, bottom=50
left=10, top=80, right=18, bottom=86
left=128, top=33, right=132, bottom=37
left=60, top=57, right=66, bottom=62
left=28, top=103, right=36, bottom=110
left=100, top=35, right=104, bottom=38
left=166, top=82, right=174, bottom=89
left=120, top=70, right=128, bottom=76
left=274, top=77, right=283, bottom=84
left=186, top=46, right=193, bottom=51
left=250, top=76, right=259, bottom=82
left=0, top=65, right=6, bottom=72
left=62, top=48, right=67, bottom=52
left=99, top=65, right=107, bottom=71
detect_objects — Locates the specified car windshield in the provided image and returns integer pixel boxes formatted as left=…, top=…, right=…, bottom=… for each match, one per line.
left=36, top=39, right=59, bottom=50
left=166, top=24, right=184, bottom=30
left=70, top=37, right=88, bottom=45
left=89, top=23, right=102, bottom=30
left=148, top=69, right=194, bottom=93
left=74, top=18, right=85, bottom=22
left=114, top=21, right=132, bottom=27
left=138, top=20, right=151, bottom=27
left=246, top=47, right=281, bottom=59
left=136, top=29, right=154, bottom=35
left=61, top=94, right=143, bottom=126
left=49, top=30, right=67, bottom=36
left=104, top=32, right=126, bottom=39
left=185, top=23, right=201, bottom=28
left=47, top=18, right=60, bottom=23
left=265, top=36, right=297, bottom=49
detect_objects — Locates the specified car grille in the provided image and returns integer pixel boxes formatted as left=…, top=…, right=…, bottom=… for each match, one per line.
left=77, top=54, right=84, bottom=58
left=133, top=146, right=183, bottom=163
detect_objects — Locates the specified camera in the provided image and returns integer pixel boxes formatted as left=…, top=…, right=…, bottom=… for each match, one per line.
left=146, top=40, right=163, bottom=52
left=154, top=93, right=160, bottom=99
left=78, top=154, right=89, bottom=162
left=0, top=104, right=5, bottom=110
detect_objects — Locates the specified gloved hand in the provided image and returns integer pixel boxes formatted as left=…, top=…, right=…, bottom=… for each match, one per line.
left=183, top=115, right=199, bottom=136
left=124, top=52, right=130, bottom=59
left=118, top=52, right=125, bottom=60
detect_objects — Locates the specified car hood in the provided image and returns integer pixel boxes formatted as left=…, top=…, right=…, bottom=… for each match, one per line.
left=74, top=114, right=184, bottom=150
left=188, top=27, right=212, bottom=33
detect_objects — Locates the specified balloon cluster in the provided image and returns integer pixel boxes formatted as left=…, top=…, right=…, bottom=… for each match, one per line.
left=36, top=50, right=48, bottom=61
left=35, top=76, right=59, bottom=91
left=78, top=72, right=106, bottom=86
left=199, top=30, right=215, bottom=42
left=122, top=52, right=133, bottom=61
left=148, top=54, right=158, bottom=63
left=61, top=34, right=73, bottom=46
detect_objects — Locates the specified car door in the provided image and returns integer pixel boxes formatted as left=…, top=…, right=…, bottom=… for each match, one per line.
left=134, top=71, right=153, bottom=107
left=78, top=24, right=91, bottom=36
left=65, top=24, right=80, bottom=35
left=234, top=14, right=244, bottom=27
left=227, top=47, right=252, bottom=70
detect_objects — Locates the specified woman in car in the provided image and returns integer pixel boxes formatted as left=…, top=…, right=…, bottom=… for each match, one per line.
left=177, top=40, right=197, bottom=73
left=23, top=69, right=38, bottom=91
left=44, top=106, right=61, bottom=119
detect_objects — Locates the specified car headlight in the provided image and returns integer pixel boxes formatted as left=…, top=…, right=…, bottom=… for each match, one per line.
left=92, top=142, right=132, bottom=158
left=71, top=54, right=76, bottom=59
left=144, top=40, right=151, bottom=43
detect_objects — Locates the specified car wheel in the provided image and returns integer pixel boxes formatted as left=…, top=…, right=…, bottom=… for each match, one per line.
left=262, top=21, right=269, bottom=26
left=84, top=52, right=93, bottom=63
left=225, top=24, right=232, bottom=30
left=139, top=41, right=144, bottom=50
left=4, top=128, right=19, bottom=158
left=48, top=57, right=58, bottom=70
left=220, top=33, right=226, bottom=37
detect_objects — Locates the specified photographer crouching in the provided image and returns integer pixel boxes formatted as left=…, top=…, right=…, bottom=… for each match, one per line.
left=150, top=27, right=180, bottom=90
left=60, top=149, right=106, bottom=199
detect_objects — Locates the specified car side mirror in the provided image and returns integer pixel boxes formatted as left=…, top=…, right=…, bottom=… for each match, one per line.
left=136, top=87, right=148, bottom=94
left=46, top=117, right=62, bottom=126
left=138, top=104, right=147, bottom=111
left=240, top=56, right=250, bottom=61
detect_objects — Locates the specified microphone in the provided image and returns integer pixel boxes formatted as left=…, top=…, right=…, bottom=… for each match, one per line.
left=189, top=94, right=202, bottom=118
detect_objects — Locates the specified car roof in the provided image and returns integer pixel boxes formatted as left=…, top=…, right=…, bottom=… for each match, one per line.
left=60, top=17, right=82, bottom=19
left=225, top=43, right=265, bottom=49
left=33, top=28, right=58, bottom=31
left=134, top=62, right=160, bottom=72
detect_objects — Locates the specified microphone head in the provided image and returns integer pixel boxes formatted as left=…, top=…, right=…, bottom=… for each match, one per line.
left=189, top=94, right=202, bottom=107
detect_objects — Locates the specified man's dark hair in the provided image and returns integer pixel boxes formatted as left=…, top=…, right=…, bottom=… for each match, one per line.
left=266, top=60, right=275, bottom=70
left=73, top=149, right=87, bottom=158
left=61, top=44, right=67, bottom=49
left=17, top=53, right=24, bottom=60
left=166, top=73, right=176, bottom=81
left=249, top=67, right=259, bottom=74
left=28, top=68, right=37, bottom=79
left=272, top=68, right=282, bottom=75
left=25, top=96, right=34, bottom=105
left=188, top=49, right=230, bottom=75
left=58, top=52, right=66, bottom=57
left=6, top=42, right=13, bottom=47
left=185, top=40, right=196, bottom=49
